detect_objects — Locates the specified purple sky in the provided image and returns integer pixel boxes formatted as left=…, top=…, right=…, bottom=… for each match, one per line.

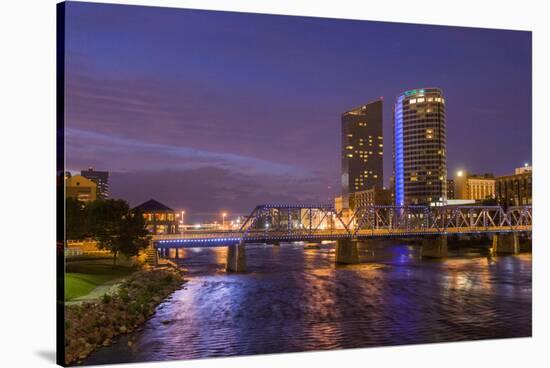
left=64, top=2, right=532, bottom=222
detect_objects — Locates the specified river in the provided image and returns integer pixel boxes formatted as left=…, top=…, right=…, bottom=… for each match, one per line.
left=82, top=240, right=531, bottom=365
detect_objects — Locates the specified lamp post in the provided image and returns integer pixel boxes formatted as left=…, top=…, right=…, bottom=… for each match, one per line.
left=180, top=210, right=185, bottom=235
left=222, top=212, right=227, bottom=230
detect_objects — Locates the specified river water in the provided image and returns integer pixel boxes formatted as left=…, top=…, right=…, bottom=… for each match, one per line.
left=83, top=241, right=531, bottom=365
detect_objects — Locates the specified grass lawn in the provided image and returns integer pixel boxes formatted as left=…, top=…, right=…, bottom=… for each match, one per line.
left=65, top=260, right=135, bottom=301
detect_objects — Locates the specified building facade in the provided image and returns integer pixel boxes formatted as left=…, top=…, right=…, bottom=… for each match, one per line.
left=353, top=187, right=392, bottom=209
left=454, top=171, right=495, bottom=201
left=133, top=199, right=178, bottom=235
left=393, top=88, right=447, bottom=206
left=495, top=170, right=532, bottom=208
left=515, top=164, right=532, bottom=175
left=341, top=99, right=383, bottom=209
left=447, top=179, right=455, bottom=200
left=81, top=168, right=109, bottom=199
left=65, top=175, right=97, bottom=202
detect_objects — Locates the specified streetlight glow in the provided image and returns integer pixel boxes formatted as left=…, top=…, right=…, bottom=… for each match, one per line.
left=457, top=170, right=463, bottom=177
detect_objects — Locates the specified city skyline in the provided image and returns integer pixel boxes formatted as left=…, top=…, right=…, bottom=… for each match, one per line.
left=64, top=2, right=531, bottom=221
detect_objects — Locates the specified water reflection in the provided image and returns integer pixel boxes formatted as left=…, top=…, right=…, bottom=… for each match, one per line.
left=83, top=241, right=531, bottom=365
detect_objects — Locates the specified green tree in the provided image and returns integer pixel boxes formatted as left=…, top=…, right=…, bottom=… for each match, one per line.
left=88, top=199, right=150, bottom=264
left=65, top=197, right=88, bottom=240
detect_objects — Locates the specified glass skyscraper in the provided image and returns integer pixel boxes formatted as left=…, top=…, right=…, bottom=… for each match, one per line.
left=341, top=99, right=383, bottom=208
left=393, top=88, right=447, bottom=206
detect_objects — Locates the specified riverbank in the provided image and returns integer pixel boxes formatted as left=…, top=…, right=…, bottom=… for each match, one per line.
left=65, top=259, right=136, bottom=301
left=64, top=267, right=184, bottom=365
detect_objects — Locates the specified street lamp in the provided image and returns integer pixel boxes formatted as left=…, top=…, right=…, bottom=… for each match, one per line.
left=222, top=212, right=227, bottom=229
left=180, top=210, right=185, bottom=235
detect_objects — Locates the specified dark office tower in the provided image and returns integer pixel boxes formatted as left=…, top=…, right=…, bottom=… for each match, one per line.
left=393, top=88, right=447, bottom=206
left=341, top=99, right=383, bottom=208
left=81, top=168, right=109, bottom=199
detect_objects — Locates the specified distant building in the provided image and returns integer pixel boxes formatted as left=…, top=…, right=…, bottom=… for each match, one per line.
left=447, top=179, right=455, bottom=200
left=393, top=88, right=447, bottom=206
left=334, top=196, right=344, bottom=213
left=454, top=171, right=495, bottom=201
left=65, top=175, right=97, bottom=202
left=341, top=99, right=383, bottom=209
left=495, top=170, right=532, bottom=208
left=133, top=199, right=177, bottom=235
left=81, top=168, right=109, bottom=199
left=353, top=187, right=392, bottom=209
left=515, top=164, right=532, bottom=175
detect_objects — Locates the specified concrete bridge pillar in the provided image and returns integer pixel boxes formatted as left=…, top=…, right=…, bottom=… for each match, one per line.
left=422, top=235, right=448, bottom=258
left=492, top=233, right=520, bottom=255
left=336, top=238, right=359, bottom=264
left=226, top=241, right=247, bottom=272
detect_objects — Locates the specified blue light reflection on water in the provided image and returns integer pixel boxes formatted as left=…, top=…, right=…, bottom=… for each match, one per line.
left=82, top=241, right=531, bottom=365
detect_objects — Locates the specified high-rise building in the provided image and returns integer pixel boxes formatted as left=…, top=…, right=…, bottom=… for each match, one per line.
left=454, top=170, right=495, bottom=201
left=393, top=88, right=447, bottom=206
left=81, top=168, right=109, bottom=199
left=341, top=99, right=383, bottom=208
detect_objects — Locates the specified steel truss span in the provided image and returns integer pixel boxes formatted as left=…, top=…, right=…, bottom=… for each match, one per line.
left=153, top=204, right=532, bottom=248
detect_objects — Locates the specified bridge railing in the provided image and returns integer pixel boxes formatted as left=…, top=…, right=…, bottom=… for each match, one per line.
left=350, top=205, right=532, bottom=235
left=153, top=204, right=531, bottom=244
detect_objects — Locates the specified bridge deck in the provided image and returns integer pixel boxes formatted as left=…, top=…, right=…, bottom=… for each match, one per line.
left=153, top=226, right=531, bottom=248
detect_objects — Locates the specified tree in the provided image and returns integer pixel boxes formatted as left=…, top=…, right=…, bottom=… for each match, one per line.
left=87, top=199, right=150, bottom=264
left=65, top=197, right=88, bottom=240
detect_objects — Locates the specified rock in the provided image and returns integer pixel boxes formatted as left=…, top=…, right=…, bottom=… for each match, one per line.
left=102, top=339, right=111, bottom=346
left=119, top=326, right=127, bottom=333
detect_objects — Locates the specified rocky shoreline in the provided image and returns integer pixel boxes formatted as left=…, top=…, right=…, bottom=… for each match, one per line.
left=64, top=267, right=184, bottom=365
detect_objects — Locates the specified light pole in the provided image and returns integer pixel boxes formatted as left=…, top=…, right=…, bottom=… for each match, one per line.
left=180, top=210, right=185, bottom=235
left=222, top=212, right=227, bottom=230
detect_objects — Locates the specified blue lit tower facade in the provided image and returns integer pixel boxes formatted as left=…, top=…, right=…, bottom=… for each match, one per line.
left=341, top=99, right=384, bottom=208
left=393, top=88, right=447, bottom=206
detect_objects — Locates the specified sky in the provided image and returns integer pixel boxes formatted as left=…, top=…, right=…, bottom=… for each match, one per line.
left=64, top=1, right=532, bottom=222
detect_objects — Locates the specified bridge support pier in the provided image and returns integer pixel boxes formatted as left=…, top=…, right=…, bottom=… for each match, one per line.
left=492, top=233, right=520, bottom=255
left=422, top=235, right=448, bottom=258
left=336, top=238, right=359, bottom=264
left=226, top=241, right=247, bottom=272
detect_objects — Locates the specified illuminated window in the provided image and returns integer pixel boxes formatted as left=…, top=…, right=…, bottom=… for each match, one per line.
left=379, top=144, right=383, bottom=147
left=417, top=98, right=425, bottom=103
left=410, top=99, right=417, bottom=104
left=346, top=154, right=353, bottom=158
left=428, top=97, right=433, bottom=102
left=347, top=134, right=353, bottom=137
left=346, top=145, right=353, bottom=149
left=410, top=176, right=418, bottom=182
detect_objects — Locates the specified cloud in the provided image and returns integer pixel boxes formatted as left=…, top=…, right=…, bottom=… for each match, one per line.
left=66, top=127, right=315, bottom=179
left=110, top=168, right=336, bottom=222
